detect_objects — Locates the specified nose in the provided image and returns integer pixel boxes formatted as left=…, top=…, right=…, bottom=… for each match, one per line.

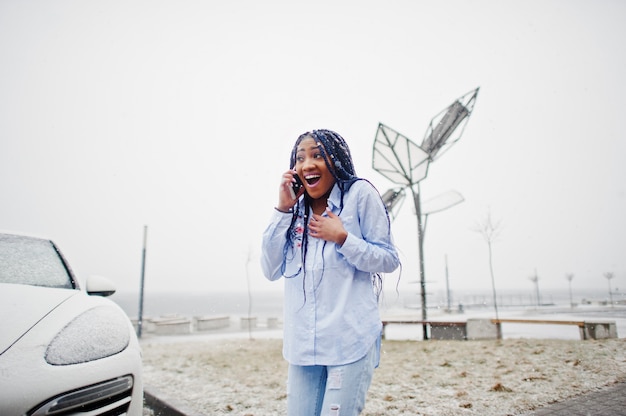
left=302, top=155, right=316, bottom=171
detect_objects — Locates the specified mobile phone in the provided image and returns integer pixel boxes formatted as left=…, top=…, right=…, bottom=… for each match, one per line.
left=289, top=173, right=303, bottom=199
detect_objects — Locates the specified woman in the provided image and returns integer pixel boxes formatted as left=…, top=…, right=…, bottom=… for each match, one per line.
left=261, top=129, right=400, bottom=416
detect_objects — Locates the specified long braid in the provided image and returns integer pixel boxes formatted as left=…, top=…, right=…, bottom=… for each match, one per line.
left=314, top=129, right=358, bottom=213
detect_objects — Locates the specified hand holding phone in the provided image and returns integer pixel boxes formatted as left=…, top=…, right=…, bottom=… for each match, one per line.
left=290, top=173, right=302, bottom=199
left=289, top=173, right=303, bottom=200
left=277, top=170, right=303, bottom=213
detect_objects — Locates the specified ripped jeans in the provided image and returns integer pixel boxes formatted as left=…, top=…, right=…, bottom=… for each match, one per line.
left=286, top=339, right=379, bottom=416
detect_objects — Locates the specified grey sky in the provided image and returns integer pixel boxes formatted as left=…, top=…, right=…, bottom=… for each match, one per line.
left=1, top=0, right=624, bottom=298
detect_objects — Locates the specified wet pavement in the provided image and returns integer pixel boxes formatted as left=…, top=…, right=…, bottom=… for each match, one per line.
left=521, top=381, right=626, bottom=415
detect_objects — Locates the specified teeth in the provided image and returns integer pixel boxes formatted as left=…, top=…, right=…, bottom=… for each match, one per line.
left=305, top=175, right=320, bottom=180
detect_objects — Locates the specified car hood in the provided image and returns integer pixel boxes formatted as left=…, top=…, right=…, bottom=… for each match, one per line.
left=0, top=283, right=78, bottom=355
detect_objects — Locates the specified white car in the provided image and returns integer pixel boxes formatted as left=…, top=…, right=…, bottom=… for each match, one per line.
left=0, top=232, right=143, bottom=415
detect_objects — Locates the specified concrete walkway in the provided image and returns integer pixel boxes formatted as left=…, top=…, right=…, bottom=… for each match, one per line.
left=521, top=381, right=626, bottom=415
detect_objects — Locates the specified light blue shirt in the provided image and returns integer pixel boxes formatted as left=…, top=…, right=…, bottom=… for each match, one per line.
left=261, top=180, right=400, bottom=366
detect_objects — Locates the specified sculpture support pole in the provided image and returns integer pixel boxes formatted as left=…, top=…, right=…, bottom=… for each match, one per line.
left=412, top=183, right=428, bottom=340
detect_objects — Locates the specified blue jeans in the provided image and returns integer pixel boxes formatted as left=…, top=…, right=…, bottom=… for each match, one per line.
left=287, top=339, right=379, bottom=416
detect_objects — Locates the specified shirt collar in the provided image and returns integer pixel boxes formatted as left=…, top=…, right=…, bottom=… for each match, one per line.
left=327, top=183, right=343, bottom=211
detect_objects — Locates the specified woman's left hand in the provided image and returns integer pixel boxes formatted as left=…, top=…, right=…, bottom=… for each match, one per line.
left=308, top=208, right=348, bottom=246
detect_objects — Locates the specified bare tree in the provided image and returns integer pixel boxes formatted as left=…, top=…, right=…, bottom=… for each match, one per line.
left=604, top=272, right=615, bottom=307
left=565, top=273, right=574, bottom=308
left=472, top=210, right=502, bottom=320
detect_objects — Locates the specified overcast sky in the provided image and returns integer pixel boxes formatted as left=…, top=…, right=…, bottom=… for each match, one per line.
left=1, top=0, right=624, bottom=300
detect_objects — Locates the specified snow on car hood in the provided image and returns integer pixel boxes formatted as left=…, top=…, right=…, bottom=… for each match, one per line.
left=0, top=283, right=78, bottom=355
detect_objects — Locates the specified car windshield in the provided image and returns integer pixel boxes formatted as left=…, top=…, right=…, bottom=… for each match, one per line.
left=0, top=234, right=74, bottom=289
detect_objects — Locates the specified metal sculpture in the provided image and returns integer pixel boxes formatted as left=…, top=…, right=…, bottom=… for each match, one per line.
left=373, top=87, right=479, bottom=339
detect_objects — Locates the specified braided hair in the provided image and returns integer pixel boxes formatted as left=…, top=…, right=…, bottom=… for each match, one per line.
left=280, top=130, right=388, bottom=299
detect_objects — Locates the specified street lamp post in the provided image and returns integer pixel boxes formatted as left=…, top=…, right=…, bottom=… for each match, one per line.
left=137, top=225, right=148, bottom=338
left=565, top=273, right=574, bottom=308
left=529, top=269, right=541, bottom=307
left=605, top=272, right=615, bottom=307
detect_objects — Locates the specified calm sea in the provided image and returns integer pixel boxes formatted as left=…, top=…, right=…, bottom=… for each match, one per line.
left=110, top=288, right=623, bottom=320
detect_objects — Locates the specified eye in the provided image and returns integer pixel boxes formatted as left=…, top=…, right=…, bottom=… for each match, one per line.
left=295, top=155, right=304, bottom=163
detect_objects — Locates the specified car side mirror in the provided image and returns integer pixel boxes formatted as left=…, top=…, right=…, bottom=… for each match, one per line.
left=86, top=275, right=117, bottom=297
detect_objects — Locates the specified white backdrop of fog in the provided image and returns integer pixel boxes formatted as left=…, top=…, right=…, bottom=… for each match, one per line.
left=1, top=0, right=624, bottom=299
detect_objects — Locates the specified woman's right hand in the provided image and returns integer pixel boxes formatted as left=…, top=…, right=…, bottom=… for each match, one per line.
left=276, top=169, right=302, bottom=212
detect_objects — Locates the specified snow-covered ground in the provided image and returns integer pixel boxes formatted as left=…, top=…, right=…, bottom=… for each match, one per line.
left=140, top=305, right=626, bottom=416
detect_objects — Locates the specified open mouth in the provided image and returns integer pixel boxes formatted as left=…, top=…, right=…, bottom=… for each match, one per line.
left=304, top=174, right=321, bottom=186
